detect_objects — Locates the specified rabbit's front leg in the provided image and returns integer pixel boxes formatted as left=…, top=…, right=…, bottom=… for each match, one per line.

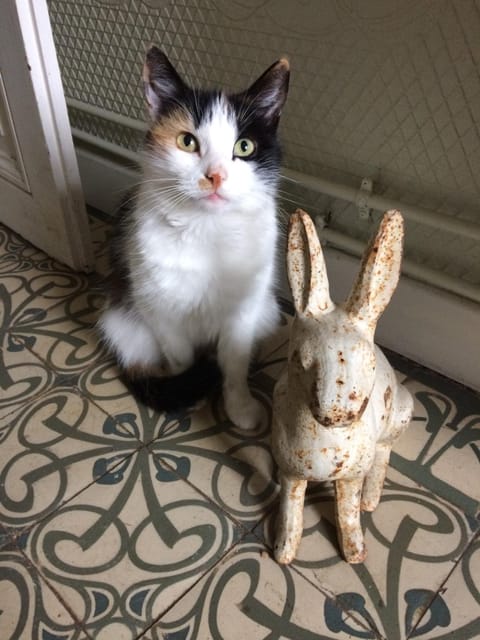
left=274, top=474, right=307, bottom=564
left=361, top=442, right=391, bottom=512
left=334, top=477, right=367, bottom=563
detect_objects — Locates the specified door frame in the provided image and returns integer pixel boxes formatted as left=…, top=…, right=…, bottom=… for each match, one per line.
left=0, top=0, right=94, bottom=271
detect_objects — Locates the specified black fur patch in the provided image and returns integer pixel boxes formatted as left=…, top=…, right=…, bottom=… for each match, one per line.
left=120, top=354, right=222, bottom=412
left=103, top=191, right=136, bottom=308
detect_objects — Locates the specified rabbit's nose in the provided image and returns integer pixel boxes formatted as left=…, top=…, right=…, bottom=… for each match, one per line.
left=312, top=407, right=355, bottom=427
left=311, top=395, right=369, bottom=427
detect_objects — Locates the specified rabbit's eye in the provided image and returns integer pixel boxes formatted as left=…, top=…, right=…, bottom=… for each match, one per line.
left=292, top=348, right=313, bottom=371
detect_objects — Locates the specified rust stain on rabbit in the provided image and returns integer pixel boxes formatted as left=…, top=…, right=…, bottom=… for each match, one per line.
left=384, top=386, right=392, bottom=403
left=384, top=385, right=392, bottom=411
left=358, top=396, right=369, bottom=419
left=330, top=459, right=345, bottom=476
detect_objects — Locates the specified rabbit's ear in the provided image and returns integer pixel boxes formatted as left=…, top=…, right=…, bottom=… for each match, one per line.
left=287, top=209, right=333, bottom=317
left=345, top=210, right=404, bottom=334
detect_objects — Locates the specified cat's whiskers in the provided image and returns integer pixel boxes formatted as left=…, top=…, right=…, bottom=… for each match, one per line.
left=141, top=184, right=180, bottom=199
left=276, top=190, right=301, bottom=204
left=142, top=186, right=192, bottom=214
left=136, top=185, right=184, bottom=212
left=140, top=193, right=187, bottom=215
left=118, top=192, right=139, bottom=209
left=276, top=205, right=291, bottom=240
left=276, top=187, right=314, bottom=210
left=135, top=177, right=178, bottom=185
left=119, top=181, right=179, bottom=209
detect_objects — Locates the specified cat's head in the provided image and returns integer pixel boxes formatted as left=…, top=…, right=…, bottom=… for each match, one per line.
left=142, top=47, right=289, bottom=215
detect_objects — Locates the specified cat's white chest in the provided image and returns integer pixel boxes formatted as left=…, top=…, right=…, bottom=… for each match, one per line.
left=134, top=223, right=209, bottom=298
left=130, top=212, right=264, bottom=314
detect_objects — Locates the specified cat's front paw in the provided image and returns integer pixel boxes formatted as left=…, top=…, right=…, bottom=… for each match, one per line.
left=225, top=392, right=264, bottom=430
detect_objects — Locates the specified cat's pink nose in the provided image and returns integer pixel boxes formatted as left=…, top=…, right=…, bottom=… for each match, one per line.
left=206, top=167, right=227, bottom=191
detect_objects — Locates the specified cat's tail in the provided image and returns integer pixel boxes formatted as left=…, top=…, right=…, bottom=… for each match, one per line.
left=120, top=354, right=223, bottom=412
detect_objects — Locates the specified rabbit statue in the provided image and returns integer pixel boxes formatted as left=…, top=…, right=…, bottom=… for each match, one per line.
left=272, top=208, right=413, bottom=565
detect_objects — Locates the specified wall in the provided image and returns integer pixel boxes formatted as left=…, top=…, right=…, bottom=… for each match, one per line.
left=46, top=0, right=480, bottom=388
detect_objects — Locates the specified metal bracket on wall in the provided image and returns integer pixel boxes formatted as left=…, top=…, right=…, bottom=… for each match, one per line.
left=356, top=178, right=373, bottom=220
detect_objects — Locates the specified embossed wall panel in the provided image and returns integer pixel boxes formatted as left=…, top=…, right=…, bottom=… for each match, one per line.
left=47, top=0, right=480, bottom=287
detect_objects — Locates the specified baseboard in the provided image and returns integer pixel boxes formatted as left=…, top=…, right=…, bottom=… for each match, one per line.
left=75, top=146, right=139, bottom=214
left=76, top=145, right=480, bottom=391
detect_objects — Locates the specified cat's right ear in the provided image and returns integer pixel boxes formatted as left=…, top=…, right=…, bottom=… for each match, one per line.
left=143, top=47, right=186, bottom=118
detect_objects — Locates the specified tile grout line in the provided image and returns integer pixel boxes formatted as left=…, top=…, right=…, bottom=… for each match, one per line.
left=4, top=433, right=263, bottom=639
left=75, top=383, right=147, bottom=444
left=251, top=521, right=385, bottom=640
left=141, top=452, right=382, bottom=639
left=2, top=446, right=155, bottom=638
left=133, top=527, right=276, bottom=640
left=0, top=341, right=59, bottom=424
left=147, top=450, right=262, bottom=533
left=7, top=529, right=94, bottom=639
left=406, top=527, right=480, bottom=640
left=291, top=563, right=385, bottom=640
left=133, top=538, right=245, bottom=640
left=5, top=447, right=142, bottom=544
left=4, top=321, right=144, bottom=444
left=4, top=270, right=92, bottom=314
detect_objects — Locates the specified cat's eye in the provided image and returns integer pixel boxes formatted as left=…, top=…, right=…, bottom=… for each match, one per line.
left=233, top=137, right=255, bottom=158
left=176, top=132, right=199, bottom=153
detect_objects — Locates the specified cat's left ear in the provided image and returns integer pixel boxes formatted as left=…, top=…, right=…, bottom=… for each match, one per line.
left=244, top=58, right=290, bottom=126
left=143, top=46, right=187, bottom=118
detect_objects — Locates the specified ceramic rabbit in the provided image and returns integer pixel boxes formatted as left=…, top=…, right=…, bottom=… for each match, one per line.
left=272, top=209, right=413, bottom=565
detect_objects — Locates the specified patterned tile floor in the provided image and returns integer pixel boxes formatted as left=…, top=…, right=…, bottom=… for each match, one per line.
left=0, top=211, right=479, bottom=640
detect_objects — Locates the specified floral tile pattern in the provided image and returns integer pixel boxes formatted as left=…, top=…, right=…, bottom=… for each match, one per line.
left=0, top=387, right=140, bottom=534
left=18, top=452, right=240, bottom=640
left=261, top=468, right=478, bottom=639
left=0, top=341, right=54, bottom=422
left=149, top=539, right=368, bottom=640
left=0, top=216, right=479, bottom=640
left=421, top=534, right=480, bottom=640
left=387, top=361, right=480, bottom=519
left=0, top=537, right=91, bottom=640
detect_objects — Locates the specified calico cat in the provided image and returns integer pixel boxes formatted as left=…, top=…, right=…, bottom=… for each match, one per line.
left=98, top=47, right=289, bottom=430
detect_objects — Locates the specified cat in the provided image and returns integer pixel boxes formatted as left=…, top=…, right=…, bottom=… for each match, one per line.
left=98, top=46, right=290, bottom=430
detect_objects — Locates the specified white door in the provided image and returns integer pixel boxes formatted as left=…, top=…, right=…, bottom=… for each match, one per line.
left=0, top=0, right=94, bottom=271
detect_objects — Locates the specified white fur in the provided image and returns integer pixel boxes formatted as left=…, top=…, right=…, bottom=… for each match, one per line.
left=99, top=98, right=279, bottom=428
left=99, top=307, right=162, bottom=369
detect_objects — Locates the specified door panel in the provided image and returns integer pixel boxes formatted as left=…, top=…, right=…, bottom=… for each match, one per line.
left=0, top=0, right=93, bottom=271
